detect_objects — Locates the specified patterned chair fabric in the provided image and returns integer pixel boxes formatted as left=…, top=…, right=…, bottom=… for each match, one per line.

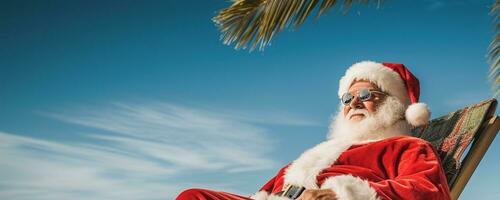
left=411, top=98, right=498, bottom=188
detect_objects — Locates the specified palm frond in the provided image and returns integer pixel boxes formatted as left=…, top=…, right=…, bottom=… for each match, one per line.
left=213, top=0, right=381, bottom=51
left=488, top=0, right=500, bottom=97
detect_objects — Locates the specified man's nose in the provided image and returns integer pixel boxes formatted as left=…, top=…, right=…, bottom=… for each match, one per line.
left=349, top=96, right=364, bottom=109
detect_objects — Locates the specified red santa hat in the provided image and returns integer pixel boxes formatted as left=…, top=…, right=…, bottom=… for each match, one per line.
left=338, top=61, right=431, bottom=126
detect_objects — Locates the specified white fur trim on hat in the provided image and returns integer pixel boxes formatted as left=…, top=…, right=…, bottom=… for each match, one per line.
left=321, top=174, right=381, bottom=200
left=405, top=103, right=431, bottom=126
left=338, top=61, right=410, bottom=105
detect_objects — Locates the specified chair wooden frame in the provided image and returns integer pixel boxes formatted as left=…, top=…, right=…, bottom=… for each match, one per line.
left=450, top=115, right=500, bottom=199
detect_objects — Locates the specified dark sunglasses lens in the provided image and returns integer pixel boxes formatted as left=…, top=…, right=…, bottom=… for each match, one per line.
left=359, top=89, right=371, bottom=101
left=342, top=93, right=353, bottom=105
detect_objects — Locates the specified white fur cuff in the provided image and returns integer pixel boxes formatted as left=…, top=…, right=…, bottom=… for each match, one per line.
left=250, top=191, right=291, bottom=200
left=251, top=191, right=269, bottom=200
left=320, top=175, right=381, bottom=200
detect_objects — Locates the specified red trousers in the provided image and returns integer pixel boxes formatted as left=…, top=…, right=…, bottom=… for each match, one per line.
left=176, top=188, right=252, bottom=200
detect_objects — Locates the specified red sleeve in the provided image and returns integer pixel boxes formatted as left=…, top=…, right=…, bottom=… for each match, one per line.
left=258, top=173, right=278, bottom=193
left=251, top=164, right=290, bottom=199
left=258, top=164, right=289, bottom=193
left=369, top=140, right=451, bottom=200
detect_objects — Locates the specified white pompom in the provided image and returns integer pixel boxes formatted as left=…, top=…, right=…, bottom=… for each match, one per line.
left=405, top=103, right=431, bottom=126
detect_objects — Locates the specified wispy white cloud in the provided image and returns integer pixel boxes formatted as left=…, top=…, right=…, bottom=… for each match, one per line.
left=0, top=132, right=179, bottom=200
left=211, top=108, right=320, bottom=127
left=0, top=101, right=315, bottom=199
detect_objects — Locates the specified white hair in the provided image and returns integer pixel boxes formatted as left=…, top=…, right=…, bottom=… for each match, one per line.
left=327, top=95, right=411, bottom=143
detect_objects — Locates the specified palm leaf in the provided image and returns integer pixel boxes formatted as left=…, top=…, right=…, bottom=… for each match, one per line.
left=489, top=0, right=500, bottom=97
left=213, top=0, right=381, bottom=51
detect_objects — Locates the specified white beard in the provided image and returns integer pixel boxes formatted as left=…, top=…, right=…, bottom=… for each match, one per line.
left=327, top=96, right=411, bottom=143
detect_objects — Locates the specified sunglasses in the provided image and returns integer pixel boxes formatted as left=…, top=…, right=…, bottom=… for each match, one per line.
left=341, top=88, right=387, bottom=105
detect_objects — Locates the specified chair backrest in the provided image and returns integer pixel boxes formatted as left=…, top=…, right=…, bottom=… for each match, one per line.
left=411, top=98, right=499, bottom=199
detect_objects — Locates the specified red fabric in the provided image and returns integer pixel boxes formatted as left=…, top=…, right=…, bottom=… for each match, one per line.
left=176, top=136, right=451, bottom=200
left=258, top=163, right=289, bottom=194
left=176, top=188, right=251, bottom=200
left=382, top=62, right=420, bottom=103
left=258, top=136, right=451, bottom=200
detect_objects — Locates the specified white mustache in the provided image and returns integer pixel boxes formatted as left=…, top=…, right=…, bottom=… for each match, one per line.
left=346, top=109, right=370, bottom=119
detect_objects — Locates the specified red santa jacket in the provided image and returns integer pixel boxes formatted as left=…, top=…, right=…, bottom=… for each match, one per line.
left=251, top=136, right=451, bottom=200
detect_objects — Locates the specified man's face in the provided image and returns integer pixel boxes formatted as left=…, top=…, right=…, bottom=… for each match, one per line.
left=342, top=81, right=385, bottom=121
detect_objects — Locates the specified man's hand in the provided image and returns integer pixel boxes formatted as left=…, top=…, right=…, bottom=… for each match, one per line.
left=296, top=189, right=337, bottom=200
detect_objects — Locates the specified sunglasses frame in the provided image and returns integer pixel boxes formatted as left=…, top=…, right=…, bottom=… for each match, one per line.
left=341, top=88, right=388, bottom=105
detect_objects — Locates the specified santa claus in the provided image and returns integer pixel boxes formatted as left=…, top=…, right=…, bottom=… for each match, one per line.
left=176, top=61, right=451, bottom=200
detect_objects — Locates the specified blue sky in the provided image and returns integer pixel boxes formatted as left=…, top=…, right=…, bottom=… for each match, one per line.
left=0, top=0, right=498, bottom=199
